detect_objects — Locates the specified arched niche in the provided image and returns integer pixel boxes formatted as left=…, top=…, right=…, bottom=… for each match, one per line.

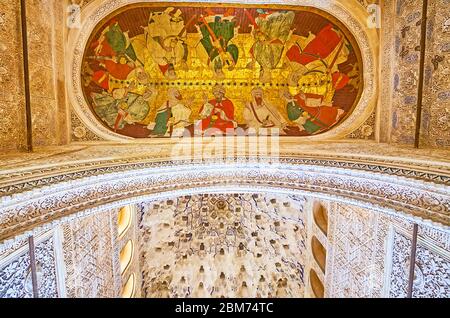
left=313, top=201, right=328, bottom=236
left=121, top=273, right=136, bottom=298
left=119, top=240, right=134, bottom=274
left=310, top=269, right=324, bottom=298
left=311, top=236, right=327, bottom=273
left=118, top=205, right=133, bottom=238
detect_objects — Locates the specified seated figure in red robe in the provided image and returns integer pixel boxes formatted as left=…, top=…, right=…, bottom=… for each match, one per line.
left=197, top=85, right=236, bottom=135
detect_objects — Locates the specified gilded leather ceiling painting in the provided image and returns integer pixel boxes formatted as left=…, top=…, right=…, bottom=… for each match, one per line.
left=81, top=3, right=363, bottom=138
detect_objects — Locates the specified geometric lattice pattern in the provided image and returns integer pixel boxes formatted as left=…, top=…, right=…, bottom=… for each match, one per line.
left=326, top=203, right=412, bottom=298
left=62, top=211, right=120, bottom=298
left=327, top=202, right=450, bottom=298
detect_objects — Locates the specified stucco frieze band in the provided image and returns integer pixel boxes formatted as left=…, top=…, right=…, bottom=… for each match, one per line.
left=0, top=159, right=448, bottom=248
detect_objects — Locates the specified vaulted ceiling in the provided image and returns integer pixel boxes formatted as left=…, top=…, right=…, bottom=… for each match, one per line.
left=139, top=193, right=307, bottom=297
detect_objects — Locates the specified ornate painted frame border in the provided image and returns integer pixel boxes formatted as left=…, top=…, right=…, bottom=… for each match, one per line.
left=67, top=0, right=378, bottom=141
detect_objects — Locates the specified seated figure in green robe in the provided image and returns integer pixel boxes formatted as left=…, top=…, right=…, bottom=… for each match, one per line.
left=92, top=88, right=151, bottom=131
left=282, top=90, right=322, bottom=135
left=148, top=88, right=192, bottom=137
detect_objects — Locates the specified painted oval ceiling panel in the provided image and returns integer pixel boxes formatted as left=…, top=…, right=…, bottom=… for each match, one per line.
left=81, top=3, right=363, bottom=138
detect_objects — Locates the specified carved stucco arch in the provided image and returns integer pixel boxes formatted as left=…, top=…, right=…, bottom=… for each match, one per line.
left=0, top=158, right=448, bottom=249
left=67, top=0, right=378, bottom=141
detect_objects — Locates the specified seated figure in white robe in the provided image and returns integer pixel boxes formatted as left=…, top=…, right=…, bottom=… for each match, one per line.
left=148, top=88, right=191, bottom=137
left=243, top=87, right=286, bottom=135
